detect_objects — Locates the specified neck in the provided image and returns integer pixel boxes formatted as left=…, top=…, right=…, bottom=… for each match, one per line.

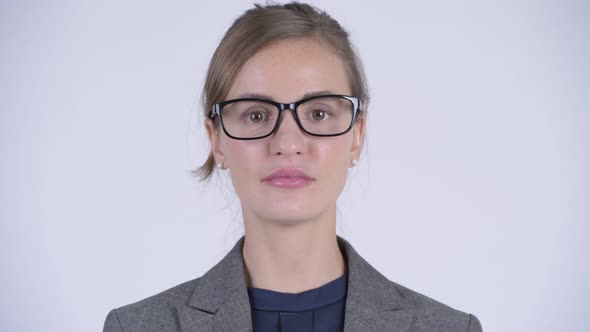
left=241, top=206, right=346, bottom=293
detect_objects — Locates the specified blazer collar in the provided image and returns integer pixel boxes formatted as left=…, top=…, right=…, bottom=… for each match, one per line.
left=179, top=235, right=415, bottom=331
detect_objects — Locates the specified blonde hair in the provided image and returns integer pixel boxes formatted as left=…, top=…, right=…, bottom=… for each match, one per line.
left=193, top=1, right=369, bottom=181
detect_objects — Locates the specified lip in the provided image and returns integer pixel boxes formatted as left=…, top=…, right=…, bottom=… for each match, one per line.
left=262, top=168, right=314, bottom=188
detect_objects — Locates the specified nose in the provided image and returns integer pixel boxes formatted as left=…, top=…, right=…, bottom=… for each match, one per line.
left=269, top=109, right=305, bottom=156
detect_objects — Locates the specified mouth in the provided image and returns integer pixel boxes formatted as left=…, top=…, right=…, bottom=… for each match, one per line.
left=262, top=168, right=314, bottom=188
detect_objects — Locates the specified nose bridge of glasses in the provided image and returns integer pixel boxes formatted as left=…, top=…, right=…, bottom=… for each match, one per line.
left=275, top=102, right=302, bottom=133
left=278, top=102, right=296, bottom=111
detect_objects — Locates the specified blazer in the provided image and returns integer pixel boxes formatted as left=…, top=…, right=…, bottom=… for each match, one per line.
left=103, top=235, right=482, bottom=331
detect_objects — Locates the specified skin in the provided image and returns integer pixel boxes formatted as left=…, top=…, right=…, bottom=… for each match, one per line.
left=205, top=37, right=365, bottom=293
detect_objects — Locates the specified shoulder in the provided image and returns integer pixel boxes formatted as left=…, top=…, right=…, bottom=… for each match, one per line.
left=389, top=280, right=483, bottom=331
left=102, top=277, right=200, bottom=332
left=337, top=235, right=482, bottom=331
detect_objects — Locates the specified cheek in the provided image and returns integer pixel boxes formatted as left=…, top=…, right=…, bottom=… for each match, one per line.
left=314, top=136, right=352, bottom=181
left=318, top=134, right=352, bottom=162
left=222, top=138, right=261, bottom=165
left=222, top=140, right=264, bottom=186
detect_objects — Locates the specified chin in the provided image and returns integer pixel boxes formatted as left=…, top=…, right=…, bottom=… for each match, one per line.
left=239, top=187, right=331, bottom=224
left=257, top=205, right=322, bottom=225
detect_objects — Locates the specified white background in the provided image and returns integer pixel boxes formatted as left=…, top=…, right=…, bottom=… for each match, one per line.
left=1, top=1, right=588, bottom=331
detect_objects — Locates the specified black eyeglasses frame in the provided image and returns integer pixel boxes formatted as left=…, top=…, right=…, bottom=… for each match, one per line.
left=209, top=94, right=362, bottom=140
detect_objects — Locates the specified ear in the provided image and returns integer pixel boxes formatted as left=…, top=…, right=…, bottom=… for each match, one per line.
left=351, top=115, right=366, bottom=160
left=205, top=118, right=225, bottom=165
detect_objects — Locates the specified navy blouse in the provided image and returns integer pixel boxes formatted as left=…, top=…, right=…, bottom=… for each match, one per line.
left=247, top=272, right=348, bottom=332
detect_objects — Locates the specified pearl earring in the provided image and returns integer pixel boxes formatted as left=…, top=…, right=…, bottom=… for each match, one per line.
left=216, top=162, right=224, bottom=170
left=350, top=159, right=358, bottom=168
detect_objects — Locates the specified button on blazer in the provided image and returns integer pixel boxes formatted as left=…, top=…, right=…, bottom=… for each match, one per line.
left=103, top=235, right=482, bottom=331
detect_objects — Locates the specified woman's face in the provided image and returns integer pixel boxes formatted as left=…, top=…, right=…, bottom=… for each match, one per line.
left=206, top=38, right=365, bottom=224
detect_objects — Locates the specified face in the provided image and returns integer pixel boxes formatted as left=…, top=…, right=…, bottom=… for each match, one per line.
left=206, top=38, right=365, bottom=225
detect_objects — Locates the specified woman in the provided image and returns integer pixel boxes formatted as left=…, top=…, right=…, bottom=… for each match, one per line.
left=103, top=2, right=482, bottom=331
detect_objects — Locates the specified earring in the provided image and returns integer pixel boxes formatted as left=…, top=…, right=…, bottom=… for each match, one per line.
left=350, top=159, right=358, bottom=168
left=216, top=162, right=225, bottom=170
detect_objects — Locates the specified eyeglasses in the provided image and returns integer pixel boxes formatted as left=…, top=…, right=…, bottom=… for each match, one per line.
left=210, top=94, right=361, bottom=140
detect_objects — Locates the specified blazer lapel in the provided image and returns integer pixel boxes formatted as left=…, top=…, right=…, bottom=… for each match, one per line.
left=179, top=237, right=252, bottom=331
left=178, top=235, right=415, bottom=332
left=338, top=236, right=416, bottom=331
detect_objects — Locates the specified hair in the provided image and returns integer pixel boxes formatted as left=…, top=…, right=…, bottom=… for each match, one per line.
left=192, top=1, right=369, bottom=181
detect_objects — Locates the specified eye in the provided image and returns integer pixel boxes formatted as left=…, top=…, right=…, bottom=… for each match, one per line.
left=311, top=109, right=328, bottom=121
left=248, top=111, right=267, bottom=123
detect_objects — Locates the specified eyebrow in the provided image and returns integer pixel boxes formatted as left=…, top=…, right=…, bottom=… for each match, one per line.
left=236, top=90, right=337, bottom=102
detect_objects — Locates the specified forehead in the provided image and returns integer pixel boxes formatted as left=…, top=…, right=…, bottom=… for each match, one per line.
left=226, top=38, right=351, bottom=102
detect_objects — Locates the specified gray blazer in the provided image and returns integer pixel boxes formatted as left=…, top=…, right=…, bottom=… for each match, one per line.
left=103, top=235, right=482, bottom=331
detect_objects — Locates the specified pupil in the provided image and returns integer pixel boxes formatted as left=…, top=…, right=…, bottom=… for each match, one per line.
left=313, top=110, right=324, bottom=120
left=250, top=112, right=263, bottom=122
